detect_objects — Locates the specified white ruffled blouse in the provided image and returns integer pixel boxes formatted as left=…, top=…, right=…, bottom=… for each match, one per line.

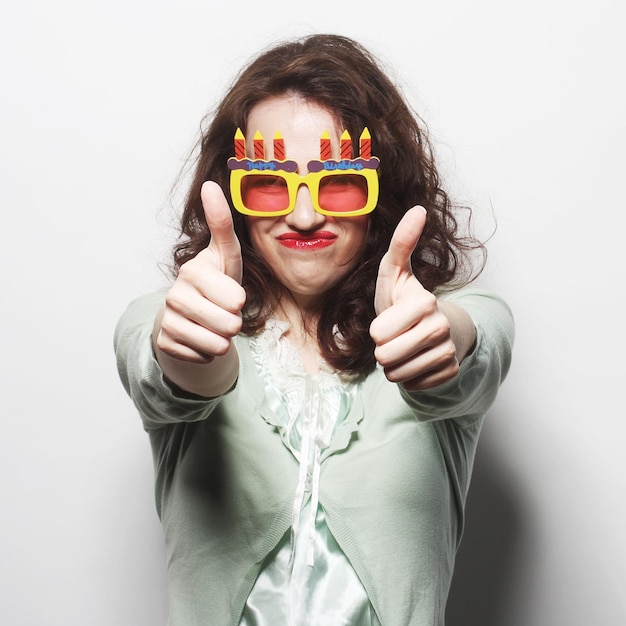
left=240, top=319, right=380, bottom=626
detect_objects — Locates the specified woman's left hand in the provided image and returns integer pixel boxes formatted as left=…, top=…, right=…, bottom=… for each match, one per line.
left=370, top=206, right=468, bottom=391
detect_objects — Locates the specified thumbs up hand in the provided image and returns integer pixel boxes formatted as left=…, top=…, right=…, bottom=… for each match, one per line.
left=370, top=206, right=461, bottom=391
left=155, top=181, right=246, bottom=367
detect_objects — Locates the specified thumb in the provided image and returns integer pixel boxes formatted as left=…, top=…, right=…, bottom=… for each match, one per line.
left=374, top=206, right=427, bottom=314
left=383, top=205, right=427, bottom=271
left=201, top=180, right=243, bottom=283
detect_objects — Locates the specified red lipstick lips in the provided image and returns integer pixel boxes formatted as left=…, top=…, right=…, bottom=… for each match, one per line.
left=276, top=231, right=337, bottom=250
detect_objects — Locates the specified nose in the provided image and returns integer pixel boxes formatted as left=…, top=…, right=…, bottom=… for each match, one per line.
left=285, top=184, right=326, bottom=231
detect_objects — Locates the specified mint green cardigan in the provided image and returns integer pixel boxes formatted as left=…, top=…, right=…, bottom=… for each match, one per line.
left=114, top=288, right=514, bottom=626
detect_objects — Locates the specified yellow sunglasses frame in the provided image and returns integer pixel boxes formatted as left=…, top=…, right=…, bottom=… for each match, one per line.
left=228, top=161, right=380, bottom=218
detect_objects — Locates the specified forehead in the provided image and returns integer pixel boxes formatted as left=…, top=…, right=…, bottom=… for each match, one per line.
left=247, top=96, right=340, bottom=142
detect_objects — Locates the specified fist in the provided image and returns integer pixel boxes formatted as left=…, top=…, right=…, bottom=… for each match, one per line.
left=370, top=206, right=459, bottom=390
left=155, top=181, right=246, bottom=363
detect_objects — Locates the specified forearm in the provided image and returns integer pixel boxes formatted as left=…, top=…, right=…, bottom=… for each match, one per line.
left=438, top=299, right=477, bottom=363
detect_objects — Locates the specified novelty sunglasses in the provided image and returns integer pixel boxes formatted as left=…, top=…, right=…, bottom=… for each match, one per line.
left=227, top=128, right=380, bottom=218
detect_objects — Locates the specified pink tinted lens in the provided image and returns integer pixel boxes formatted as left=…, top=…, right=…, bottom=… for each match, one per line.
left=318, top=174, right=369, bottom=213
left=241, top=175, right=290, bottom=213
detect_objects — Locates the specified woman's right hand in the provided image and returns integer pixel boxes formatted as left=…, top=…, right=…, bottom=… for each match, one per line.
left=153, top=182, right=246, bottom=396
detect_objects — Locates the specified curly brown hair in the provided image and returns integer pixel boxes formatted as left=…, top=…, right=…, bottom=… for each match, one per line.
left=172, top=34, right=486, bottom=377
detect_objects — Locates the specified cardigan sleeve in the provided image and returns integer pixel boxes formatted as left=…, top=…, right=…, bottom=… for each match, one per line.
left=398, top=287, right=515, bottom=422
left=113, top=290, right=222, bottom=429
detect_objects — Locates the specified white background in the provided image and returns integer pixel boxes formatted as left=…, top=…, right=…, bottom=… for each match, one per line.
left=1, top=1, right=624, bottom=624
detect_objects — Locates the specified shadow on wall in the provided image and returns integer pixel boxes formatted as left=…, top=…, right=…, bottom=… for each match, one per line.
left=446, top=425, right=528, bottom=626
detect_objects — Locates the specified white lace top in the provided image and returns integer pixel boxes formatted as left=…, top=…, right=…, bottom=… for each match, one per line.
left=240, top=319, right=379, bottom=626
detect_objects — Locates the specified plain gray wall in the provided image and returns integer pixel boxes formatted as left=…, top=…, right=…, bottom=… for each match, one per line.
left=2, top=1, right=624, bottom=624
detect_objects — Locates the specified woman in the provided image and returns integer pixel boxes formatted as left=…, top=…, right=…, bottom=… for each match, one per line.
left=115, top=34, right=514, bottom=626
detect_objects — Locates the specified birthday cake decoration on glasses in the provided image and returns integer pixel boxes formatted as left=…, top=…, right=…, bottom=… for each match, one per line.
left=227, top=128, right=380, bottom=217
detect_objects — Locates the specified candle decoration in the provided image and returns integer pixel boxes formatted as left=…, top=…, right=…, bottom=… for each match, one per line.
left=234, top=128, right=246, bottom=159
left=320, top=131, right=332, bottom=161
left=273, top=132, right=285, bottom=161
left=340, top=130, right=352, bottom=160
left=359, top=128, right=372, bottom=159
left=253, top=131, right=265, bottom=160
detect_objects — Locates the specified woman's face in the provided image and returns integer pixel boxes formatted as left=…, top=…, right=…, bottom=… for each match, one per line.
left=245, top=95, right=369, bottom=307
